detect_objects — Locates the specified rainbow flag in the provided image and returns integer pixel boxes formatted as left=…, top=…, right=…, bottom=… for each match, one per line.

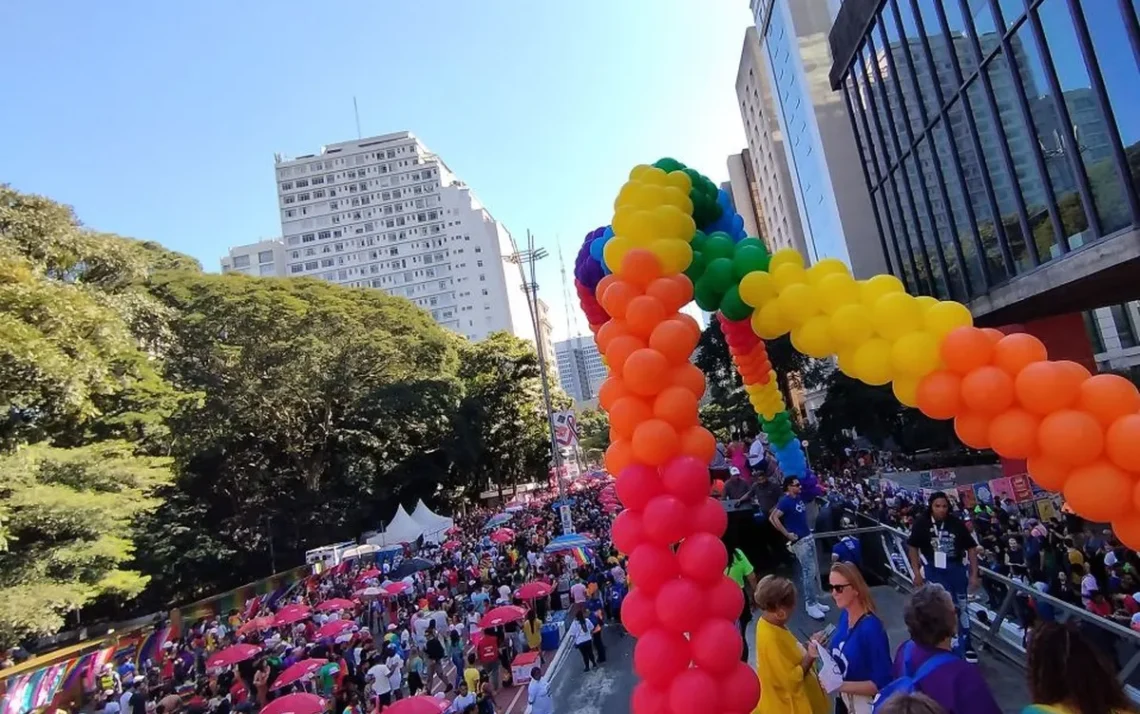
left=568, top=547, right=591, bottom=566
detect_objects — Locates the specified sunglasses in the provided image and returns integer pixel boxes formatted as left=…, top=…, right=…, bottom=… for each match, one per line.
left=827, top=583, right=852, bottom=593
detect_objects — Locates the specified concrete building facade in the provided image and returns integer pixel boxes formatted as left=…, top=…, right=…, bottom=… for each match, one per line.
left=220, top=239, right=287, bottom=277
left=554, top=336, right=607, bottom=405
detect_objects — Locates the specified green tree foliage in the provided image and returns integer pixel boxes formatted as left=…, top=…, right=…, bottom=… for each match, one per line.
left=576, top=408, right=610, bottom=454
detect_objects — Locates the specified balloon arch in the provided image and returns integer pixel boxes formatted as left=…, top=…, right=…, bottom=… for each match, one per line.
left=572, top=158, right=1140, bottom=712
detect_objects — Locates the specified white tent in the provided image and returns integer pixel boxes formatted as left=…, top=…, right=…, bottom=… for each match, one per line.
left=365, top=505, right=424, bottom=547
left=411, top=499, right=454, bottom=543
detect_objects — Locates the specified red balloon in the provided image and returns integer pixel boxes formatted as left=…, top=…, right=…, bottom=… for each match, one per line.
left=633, top=628, right=690, bottom=686
left=691, top=618, right=744, bottom=674
left=668, top=668, right=720, bottom=714
left=706, top=575, right=745, bottom=621
left=654, top=578, right=706, bottom=634
left=627, top=543, right=680, bottom=595
left=677, top=533, right=728, bottom=584
left=691, top=497, right=728, bottom=537
left=616, top=464, right=664, bottom=511
left=643, top=494, right=692, bottom=546
left=719, top=661, right=762, bottom=713
left=631, top=682, right=668, bottom=714
left=611, top=509, right=645, bottom=554
left=660, top=455, right=711, bottom=506
left=620, top=587, right=658, bottom=637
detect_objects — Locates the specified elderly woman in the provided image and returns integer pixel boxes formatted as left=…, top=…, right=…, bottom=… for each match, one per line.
left=753, top=575, right=828, bottom=714
left=888, top=585, right=1001, bottom=714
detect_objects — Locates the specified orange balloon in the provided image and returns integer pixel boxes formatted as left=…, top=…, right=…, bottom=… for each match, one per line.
left=670, top=363, right=707, bottom=399
left=1111, top=511, right=1140, bottom=551
left=1079, top=374, right=1140, bottom=427
left=940, top=327, right=994, bottom=375
left=623, top=348, right=670, bottom=397
left=653, top=386, right=700, bottom=430
left=988, top=408, right=1041, bottom=459
left=1027, top=455, right=1071, bottom=491
left=1107, top=414, right=1140, bottom=473
left=605, top=335, right=647, bottom=377
left=649, top=319, right=700, bottom=366
left=621, top=249, right=663, bottom=289
left=679, top=426, right=717, bottom=462
left=992, top=333, right=1048, bottom=376
left=1014, top=361, right=1080, bottom=415
left=1038, top=409, right=1105, bottom=466
left=1056, top=359, right=1092, bottom=384
left=954, top=411, right=992, bottom=449
left=647, top=276, right=693, bottom=313
left=625, top=295, right=668, bottom=339
left=916, top=370, right=962, bottom=420
left=595, top=319, right=631, bottom=354
left=960, top=366, right=1014, bottom=414
left=595, top=275, right=618, bottom=304
left=670, top=313, right=702, bottom=342
left=605, top=439, right=635, bottom=474
left=600, top=281, right=640, bottom=320
left=980, top=328, right=1005, bottom=345
left=609, top=396, right=653, bottom=439
left=1063, top=460, right=1135, bottom=522
left=598, top=376, right=629, bottom=411
left=631, top=419, right=680, bottom=466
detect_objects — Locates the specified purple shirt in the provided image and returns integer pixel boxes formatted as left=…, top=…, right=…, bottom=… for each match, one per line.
left=890, top=641, right=1002, bottom=714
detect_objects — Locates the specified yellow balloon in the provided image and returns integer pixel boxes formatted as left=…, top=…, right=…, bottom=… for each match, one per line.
left=768, top=248, right=805, bottom=273
left=860, top=274, right=906, bottom=307
left=640, top=166, right=668, bottom=186
left=772, top=263, right=808, bottom=292
left=872, top=292, right=923, bottom=341
left=603, top=237, right=633, bottom=273
left=777, top=283, right=820, bottom=326
left=829, top=303, right=875, bottom=347
left=656, top=205, right=695, bottom=242
left=890, top=331, right=941, bottom=377
left=628, top=164, right=654, bottom=181
left=752, top=300, right=791, bottom=339
left=612, top=206, right=638, bottom=239
left=892, top=376, right=920, bottom=407
left=739, top=271, right=777, bottom=308
left=817, top=273, right=861, bottom=314
left=915, top=295, right=939, bottom=312
left=853, top=338, right=894, bottom=386
left=744, top=383, right=763, bottom=395
left=661, top=186, right=694, bottom=215
left=614, top=182, right=639, bottom=211
left=664, top=170, right=693, bottom=193
left=651, top=239, right=692, bottom=275
left=625, top=210, right=661, bottom=244
left=836, top=348, right=860, bottom=379
left=791, top=316, right=835, bottom=358
left=806, top=258, right=850, bottom=285
left=924, top=301, right=974, bottom=339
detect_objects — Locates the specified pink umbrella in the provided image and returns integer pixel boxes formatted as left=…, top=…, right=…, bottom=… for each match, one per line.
left=206, top=644, right=262, bottom=670
left=489, top=528, right=514, bottom=544
left=270, top=659, right=327, bottom=690
left=314, top=598, right=356, bottom=613
left=354, top=568, right=381, bottom=581
left=354, top=586, right=387, bottom=599
left=445, top=526, right=462, bottom=535
left=237, top=615, right=276, bottom=637
left=384, top=581, right=411, bottom=596
left=274, top=604, right=312, bottom=627
left=384, top=696, right=450, bottom=714
left=479, top=605, right=527, bottom=629
left=515, top=581, right=553, bottom=600
left=316, top=620, right=357, bottom=639
left=260, top=693, right=326, bottom=714
left=441, top=540, right=461, bottom=551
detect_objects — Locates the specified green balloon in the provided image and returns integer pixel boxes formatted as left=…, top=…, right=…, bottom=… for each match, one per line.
left=719, top=285, right=753, bottom=322
left=733, top=245, right=770, bottom=280
left=704, top=233, right=736, bottom=262
left=684, top=250, right=707, bottom=283
left=654, top=157, right=685, bottom=172
left=694, top=281, right=722, bottom=312
left=690, top=230, right=708, bottom=251
left=704, top=258, right=735, bottom=293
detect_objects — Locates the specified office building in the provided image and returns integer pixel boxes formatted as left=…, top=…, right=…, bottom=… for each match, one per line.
left=535, top=298, right=559, bottom=385
left=555, top=336, right=607, bottom=404
left=272, top=132, right=535, bottom=344
left=220, top=239, right=287, bottom=277
left=742, top=2, right=887, bottom=279
left=1087, top=302, right=1140, bottom=376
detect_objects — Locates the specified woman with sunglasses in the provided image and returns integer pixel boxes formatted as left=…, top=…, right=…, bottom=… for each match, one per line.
left=816, top=563, right=892, bottom=714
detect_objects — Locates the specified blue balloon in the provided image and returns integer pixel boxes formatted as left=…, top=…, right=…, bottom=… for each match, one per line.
left=731, top=214, right=744, bottom=231
left=589, top=236, right=607, bottom=261
left=603, top=225, right=615, bottom=239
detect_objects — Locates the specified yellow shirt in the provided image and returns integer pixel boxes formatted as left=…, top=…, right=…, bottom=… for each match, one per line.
left=522, top=619, right=542, bottom=648
left=464, top=666, right=481, bottom=693
left=753, top=618, right=828, bottom=714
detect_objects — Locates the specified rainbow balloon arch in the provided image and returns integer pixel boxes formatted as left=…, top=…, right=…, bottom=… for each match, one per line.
left=572, top=158, right=1140, bottom=713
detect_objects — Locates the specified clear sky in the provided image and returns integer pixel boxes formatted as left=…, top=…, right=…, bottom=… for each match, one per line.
left=1, top=1, right=754, bottom=341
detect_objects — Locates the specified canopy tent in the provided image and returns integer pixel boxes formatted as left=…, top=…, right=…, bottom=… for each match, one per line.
left=365, top=505, right=423, bottom=547
left=411, top=499, right=454, bottom=543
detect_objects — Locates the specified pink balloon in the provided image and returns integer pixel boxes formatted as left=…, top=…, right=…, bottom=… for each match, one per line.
left=660, top=456, right=711, bottom=506
left=627, top=543, right=679, bottom=595
left=643, top=494, right=692, bottom=546
left=668, top=668, right=720, bottom=714
left=691, top=497, right=727, bottom=537
left=654, top=578, right=706, bottom=634
left=691, top=618, right=743, bottom=674
left=632, top=682, right=668, bottom=714
left=706, top=575, right=745, bottom=621
left=620, top=587, right=658, bottom=637
left=611, top=509, right=646, bottom=554
left=677, top=533, right=728, bottom=584
left=616, top=464, right=664, bottom=511
left=720, top=662, right=761, bottom=713
left=633, top=628, right=690, bottom=686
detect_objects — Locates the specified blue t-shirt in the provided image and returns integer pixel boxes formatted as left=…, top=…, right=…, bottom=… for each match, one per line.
left=776, top=495, right=810, bottom=539
left=832, top=537, right=863, bottom=567
left=830, top=610, right=892, bottom=689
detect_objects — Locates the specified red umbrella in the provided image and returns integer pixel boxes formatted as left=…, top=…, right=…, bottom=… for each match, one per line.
left=315, top=598, right=356, bottom=613
left=353, top=586, right=387, bottom=599
left=206, top=644, right=261, bottom=670
left=270, top=659, right=326, bottom=690
left=479, top=605, right=527, bottom=629
left=445, top=526, right=462, bottom=535
left=515, top=582, right=553, bottom=600
left=384, top=581, right=411, bottom=596
left=316, top=620, right=357, bottom=639
left=237, top=615, right=276, bottom=637
left=260, top=693, right=325, bottom=714
left=441, top=540, right=461, bottom=551
left=354, top=568, right=381, bottom=581
left=383, top=696, right=450, bottom=714
left=489, top=528, right=514, bottom=544
left=274, top=604, right=312, bottom=627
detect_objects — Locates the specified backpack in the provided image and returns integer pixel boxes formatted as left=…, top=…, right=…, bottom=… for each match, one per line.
left=871, top=641, right=957, bottom=713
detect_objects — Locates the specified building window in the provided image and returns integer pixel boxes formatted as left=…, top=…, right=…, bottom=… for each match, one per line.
left=258, top=250, right=274, bottom=263
left=231, top=254, right=250, bottom=268
left=290, top=264, right=303, bottom=274
left=1110, top=304, right=1139, bottom=349
left=1084, top=311, right=1106, bottom=354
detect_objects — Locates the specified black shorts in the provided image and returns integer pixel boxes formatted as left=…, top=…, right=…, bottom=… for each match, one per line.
left=376, top=692, right=392, bottom=707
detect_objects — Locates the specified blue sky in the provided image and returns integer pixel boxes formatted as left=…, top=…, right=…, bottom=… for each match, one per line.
left=1, top=1, right=754, bottom=341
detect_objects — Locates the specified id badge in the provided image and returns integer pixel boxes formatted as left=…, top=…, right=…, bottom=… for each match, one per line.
left=934, top=551, right=948, bottom=569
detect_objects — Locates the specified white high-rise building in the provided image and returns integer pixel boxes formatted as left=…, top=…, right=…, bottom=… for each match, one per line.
left=555, top=336, right=607, bottom=405
left=220, top=239, right=287, bottom=277
left=272, top=132, right=535, bottom=343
